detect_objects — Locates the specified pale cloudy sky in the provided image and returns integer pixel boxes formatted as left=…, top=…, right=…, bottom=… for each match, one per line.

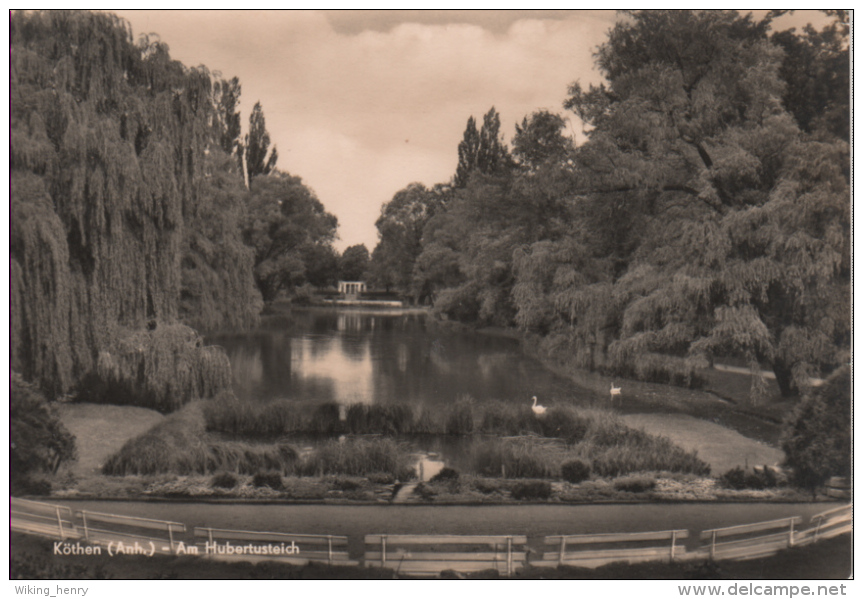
left=111, top=9, right=614, bottom=251
left=111, top=10, right=827, bottom=252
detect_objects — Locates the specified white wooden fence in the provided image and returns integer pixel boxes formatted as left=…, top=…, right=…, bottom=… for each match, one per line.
left=194, top=527, right=356, bottom=565
left=77, top=510, right=186, bottom=554
left=532, top=529, right=691, bottom=568
left=11, top=498, right=80, bottom=540
left=10, top=498, right=851, bottom=575
left=794, top=504, right=852, bottom=547
left=697, top=517, right=802, bottom=561
left=364, top=534, right=527, bottom=576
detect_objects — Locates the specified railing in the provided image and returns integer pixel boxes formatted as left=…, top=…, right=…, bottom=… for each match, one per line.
left=794, top=504, right=852, bottom=547
left=824, top=477, right=851, bottom=500
left=11, top=497, right=79, bottom=540
left=194, top=527, right=355, bottom=565
left=77, top=510, right=186, bottom=554
left=531, top=529, right=691, bottom=568
left=10, top=498, right=852, bottom=575
left=364, top=534, right=527, bottom=577
left=697, top=517, right=802, bottom=561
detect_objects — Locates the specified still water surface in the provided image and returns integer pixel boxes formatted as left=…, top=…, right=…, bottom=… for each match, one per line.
left=212, top=308, right=597, bottom=408
left=211, top=308, right=599, bottom=479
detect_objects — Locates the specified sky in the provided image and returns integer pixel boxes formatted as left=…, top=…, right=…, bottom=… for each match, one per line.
left=111, top=10, right=831, bottom=252
left=112, top=10, right=615, bottom=251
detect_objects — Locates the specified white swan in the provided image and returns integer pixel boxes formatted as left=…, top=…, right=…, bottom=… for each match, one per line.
left=531, top=396, right=547, bottom=416
left=610, top=382, right=621, bottom=403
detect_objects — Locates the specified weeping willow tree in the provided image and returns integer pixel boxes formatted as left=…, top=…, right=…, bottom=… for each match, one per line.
left=9, top=10, right=256, bottom=407
left=560, top=11, right=850, bottom=396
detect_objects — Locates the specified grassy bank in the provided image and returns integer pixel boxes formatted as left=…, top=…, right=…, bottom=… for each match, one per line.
left=100, top=402, right=416, bottom=481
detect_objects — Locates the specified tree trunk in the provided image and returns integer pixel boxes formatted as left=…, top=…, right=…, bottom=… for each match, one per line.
left=772, top=359, right=797, bottom=397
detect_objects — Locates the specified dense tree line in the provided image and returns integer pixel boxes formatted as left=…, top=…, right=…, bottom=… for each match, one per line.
left=9, top=10, right=340, bottom=406
left=370, top=10, right=849, bottom=399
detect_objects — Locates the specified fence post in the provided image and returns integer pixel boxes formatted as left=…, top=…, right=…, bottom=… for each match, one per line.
left=82, top=512, right=89, bottom=541
left=208, top=528, right=214, bottom=544
left=381, top=535, right=387, bottom=568
left=56, top=507, right=64, bottom=538
left=558, top=536, right=566, bottom=566
left=710, top=531, right=716, bottom=560
left=507, top=536, right=513, bottom=577
left=670, top=530, right=677, bottom=561
left=788, top=519, right=795, bottom=547
left=813, top=516, right=823, bottom=543
left=327, top=536, right=333, bottom=565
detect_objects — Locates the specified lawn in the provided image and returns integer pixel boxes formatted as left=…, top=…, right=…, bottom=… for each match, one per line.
left=56, top=403, right=164, bottom=477
left=620, top=413, right=784, bottom=474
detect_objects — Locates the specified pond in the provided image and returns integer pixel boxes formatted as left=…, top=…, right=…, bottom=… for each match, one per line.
left=211, top=308, right=599, bottom=409
left=210, top=308, right=604, bottom=480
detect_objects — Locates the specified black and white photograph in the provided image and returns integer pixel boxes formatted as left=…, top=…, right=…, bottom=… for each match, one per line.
left=6, top=8, right=853, bottom=587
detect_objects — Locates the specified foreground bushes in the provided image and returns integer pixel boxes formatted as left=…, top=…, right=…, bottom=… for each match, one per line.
left=203, top=397, right=618, bottom=442
left=108, top=399, right=709, bottom=481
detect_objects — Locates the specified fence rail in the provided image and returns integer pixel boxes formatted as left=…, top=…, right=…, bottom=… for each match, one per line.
left=697, top=517, right=802, bottom=561
left=77, top=510, right=186, bottom=554
left=194, top=527, right=356, bottom=565
left=794, top=504, right=852, bottom=547
left=10, top=498, right=852, bottom=575
left=364, top=534, right=527, bottom=576
left=11, top=498, right=79, bottom=540
left=532, top=529, right=691, bottom=568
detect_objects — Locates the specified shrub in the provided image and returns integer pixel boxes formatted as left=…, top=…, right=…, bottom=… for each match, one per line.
left=511, top=480, right=552, bottom=500
left=561, top=459, right=591, bottom=484
left=211, top=472, right=239, bottom=489
left=10, top=373, right=76, bottom=494
left=333, top=477, right=363, bottom=491
left=540, top=406, right=591, bottom=443
left=252, top=471, right=284, bottom=490
left=781, top=367, right=851, bottom=492
left=719, top=466, right=779, bottom=491
left=430, top=467, right=460, bottom=482
left=367, top=472, right=395, bottom=485
left=414, top=482, right=437, bottom=500
left=474, top=478, right=504, bottom=494
left=614, top=476, right=656, bottom=493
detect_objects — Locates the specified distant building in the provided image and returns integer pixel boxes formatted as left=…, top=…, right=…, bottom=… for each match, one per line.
left=337, top=281, right=366, bottom=296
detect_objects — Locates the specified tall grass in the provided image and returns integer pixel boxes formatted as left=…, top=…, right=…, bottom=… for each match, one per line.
left=298, top=438, right=415, bottom=479
left=472, top=438, right=567, bottom=478
left=123, top=398, right=710, bottom=480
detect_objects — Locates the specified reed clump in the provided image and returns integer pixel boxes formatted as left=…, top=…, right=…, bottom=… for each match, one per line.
left=298, top=438, right=415, bottom=479
left=102, top=403, right=299, bottom=476
left=472, top=438, right=567, bottom=479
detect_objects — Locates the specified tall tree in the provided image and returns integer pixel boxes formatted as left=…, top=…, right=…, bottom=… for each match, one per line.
left=339, top=244, right=371, bottom=281
left=368, top=183, right=446, bottom=298
left=243, top=172, right=338, bottom=301
left=213, top=76, right=242, bottom=155
left=562, top=10, right=849, bottom=395
left=243, top=101, right=278, bottom=186
left=453, top=116, right=480, bottom=188
left=9, top=11, right=232, bottom=403
left=769, top=11, right=850, bottom=141
left=512, top=110, right=573, bottom=171
left=477, top=107, right=511, bottom=175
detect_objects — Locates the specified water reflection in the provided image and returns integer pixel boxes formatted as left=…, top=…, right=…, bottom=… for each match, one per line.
left=210, top=308, right=593, bottom=408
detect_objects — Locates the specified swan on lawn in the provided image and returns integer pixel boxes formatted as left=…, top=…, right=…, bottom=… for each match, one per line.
left=531, top=396, right=547, bottom=416
left=610, top=382, right=621, bottom=403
